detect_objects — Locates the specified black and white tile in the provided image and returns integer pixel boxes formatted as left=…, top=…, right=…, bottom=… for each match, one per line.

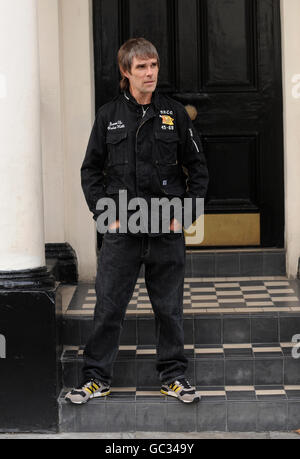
left=65, top=277, right=300, bottom=316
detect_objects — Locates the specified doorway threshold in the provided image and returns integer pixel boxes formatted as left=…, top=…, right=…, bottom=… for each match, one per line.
left=184, top=248, right=286, bottom=278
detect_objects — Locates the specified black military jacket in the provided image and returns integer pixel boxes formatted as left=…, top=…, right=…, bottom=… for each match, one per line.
left=81, top=90, right=209, bottom=234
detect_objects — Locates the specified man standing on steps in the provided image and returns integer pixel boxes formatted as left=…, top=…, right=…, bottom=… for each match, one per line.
left=65, top=38, right=209, bottom=405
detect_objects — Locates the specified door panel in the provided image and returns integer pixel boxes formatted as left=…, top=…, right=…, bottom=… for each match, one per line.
left=93, top=0, right=284, bottom=247
left=203, top=0, right=256, bottom=88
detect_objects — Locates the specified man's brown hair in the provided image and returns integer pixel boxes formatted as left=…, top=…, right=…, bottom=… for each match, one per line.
left=118, top=38, right=160, bottom=91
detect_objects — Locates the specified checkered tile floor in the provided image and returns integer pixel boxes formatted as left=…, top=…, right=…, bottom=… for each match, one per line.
left=64, top=342, right=297, bottom=359
left=65, top=277, right=300, bottom=316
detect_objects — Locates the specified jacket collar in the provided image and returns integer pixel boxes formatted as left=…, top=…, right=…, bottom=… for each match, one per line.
left=123, top=89, right=160, bottom=111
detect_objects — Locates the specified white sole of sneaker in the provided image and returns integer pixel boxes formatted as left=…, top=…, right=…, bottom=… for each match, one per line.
left=160, top=389, right=200, bottom=404
left=65, top=390, right=111, bottom=405
left=65, top=399, right=86, bottom=405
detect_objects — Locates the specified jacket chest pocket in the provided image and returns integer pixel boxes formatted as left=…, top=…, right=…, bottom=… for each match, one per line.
left=154, top=132, right=179, bottom=166
left=106, top=132, right=128, bottom=168
left=154, top=132, right=185, bottom=192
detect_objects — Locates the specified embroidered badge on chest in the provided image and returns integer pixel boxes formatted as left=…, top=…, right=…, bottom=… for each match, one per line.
left=159, top=110, right=176, bottom=131
left=160, top=115, right=174, bottom=126
left=160, top=112, right=175, bottom=131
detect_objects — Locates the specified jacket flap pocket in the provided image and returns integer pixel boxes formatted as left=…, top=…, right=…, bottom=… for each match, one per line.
left=155, top=132, right=179, bottom=143
left=106, top=132, right=128, bottom=144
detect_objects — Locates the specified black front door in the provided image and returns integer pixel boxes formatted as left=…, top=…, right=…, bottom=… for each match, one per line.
left=93, top=0, right=284, bottom=248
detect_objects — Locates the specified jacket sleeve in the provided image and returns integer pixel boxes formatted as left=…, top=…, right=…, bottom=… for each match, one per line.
left=81, top=111, right=108, bottom=221
left=178, top=110, right=209, bottom=224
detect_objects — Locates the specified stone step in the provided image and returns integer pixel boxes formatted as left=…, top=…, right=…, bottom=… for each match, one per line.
left=58, top=384, right=300, bottom=432
left=61, top=344, right=300, bottom=389
left=62, top=278, right=300, bottom=346
left=143, top=248, right=287, bottom=278
left=63, top=312, right=300, bottom=347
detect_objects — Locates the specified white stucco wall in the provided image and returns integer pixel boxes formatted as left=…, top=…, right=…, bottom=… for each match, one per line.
left=37, top=0, right=65, bottom=244
left=59, top=0, right=97, bottom=281
left=38, top=0, right=97, bottom=280
left=281, top=0, right=300, bottom=278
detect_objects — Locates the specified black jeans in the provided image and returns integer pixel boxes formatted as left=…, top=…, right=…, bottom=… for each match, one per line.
left=82, top=232, right=188, bottom=385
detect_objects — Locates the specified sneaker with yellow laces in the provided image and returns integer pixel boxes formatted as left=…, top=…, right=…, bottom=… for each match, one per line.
left=161, top=378, right=200, bottom=404
left=65, top=379, right=111, bottom=405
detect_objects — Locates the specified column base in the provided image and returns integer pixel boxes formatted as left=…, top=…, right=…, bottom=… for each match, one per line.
left=0, top=266, right=55, bottom=290
left=45, top=243, right=78, bottom=284
left=0, top=284, right=63, bottom=432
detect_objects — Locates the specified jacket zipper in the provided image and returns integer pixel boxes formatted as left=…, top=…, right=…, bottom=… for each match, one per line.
left=189, top=128, right=200, bottom=153
left=135, top=111, right=155, bottom=196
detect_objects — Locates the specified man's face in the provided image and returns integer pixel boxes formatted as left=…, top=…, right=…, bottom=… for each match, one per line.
left=123, top=56, right=159, bottom=97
